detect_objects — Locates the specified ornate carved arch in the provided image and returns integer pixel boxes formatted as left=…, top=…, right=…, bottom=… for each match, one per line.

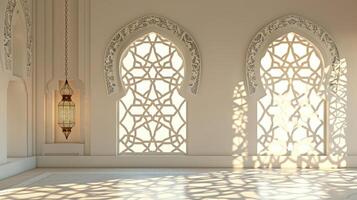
left=3, top=0, right=32, bottom=77
left=104, top=15, right=201, bottom=95
left=245, top=15, right=340, bottom=95
left=245, top=15, right=347, bottom=167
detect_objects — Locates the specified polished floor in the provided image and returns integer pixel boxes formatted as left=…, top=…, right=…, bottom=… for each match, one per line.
left=0, top=168, right=357, bottom=200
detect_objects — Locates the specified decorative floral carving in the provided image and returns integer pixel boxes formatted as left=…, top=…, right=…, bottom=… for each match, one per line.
left=3, top=0, right=16, bottom=71
left=104, top=15, right=201, bottom=95
left=20, top=0, right=32, bottom=77
left=246, top=15, right=340, bottom=95
left=3, top=0, right=32, bottom=77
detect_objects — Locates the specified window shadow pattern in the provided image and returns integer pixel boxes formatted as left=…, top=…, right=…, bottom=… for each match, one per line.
left=1, top=169, right=357, bottom=199
left=257, top=32, right=325, bottom=156
left=231, top=58, right=347, bottom=168
left=232, top=81, right=248, bottom=157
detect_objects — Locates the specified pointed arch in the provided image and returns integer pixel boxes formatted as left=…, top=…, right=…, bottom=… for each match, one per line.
left=104, top=15, right=201, bottom=95
left=3, top=0, right=32, bottom=77
left=245, top=15, right=347, bottom=167
left=245, top=15, right=340, bottom=95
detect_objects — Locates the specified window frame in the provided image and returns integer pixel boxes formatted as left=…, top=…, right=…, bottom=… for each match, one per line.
left=256, top=31, right=328, bottom=156
left=103, top=15, right=202, bottom=96
left=116, top=31, right=188, bottom=154
left=245, top=15, right=346, bottom=167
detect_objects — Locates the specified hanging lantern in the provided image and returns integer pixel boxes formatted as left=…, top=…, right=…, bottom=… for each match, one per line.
left=58, top=80, right=75, bottom=139
left=58, top=0, right=75, bottom=140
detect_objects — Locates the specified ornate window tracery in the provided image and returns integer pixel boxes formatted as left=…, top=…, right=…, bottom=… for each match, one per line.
left=118, top=32, right=186, bottom=154
left=104, top=15, right=201, bottom=95
left=257, top=32, right=325, bottom=155
left=245, top=15, right=346, bottom=167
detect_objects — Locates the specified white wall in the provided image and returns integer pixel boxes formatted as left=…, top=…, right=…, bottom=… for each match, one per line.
left=90, top=0, right=357, bottom=155
left=0, top=0, right=9, bottom=165
left=34, top=0, right=357, bottom=167
left=0, top=74, right=9, bottom=164
left=7, top=80, right=28, bottom=157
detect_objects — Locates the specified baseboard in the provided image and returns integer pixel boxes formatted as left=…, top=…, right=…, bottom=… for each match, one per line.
left=0, top=156, right=355, bottom=171
left=42, top=143, right=84, bottom=156
left=36, top=155, right=357, bottom=168
left=0, top=157, right=36, bottom=180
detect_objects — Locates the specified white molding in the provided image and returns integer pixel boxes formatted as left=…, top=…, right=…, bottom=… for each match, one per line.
left=36, top=155, right=357, bottom=168
left=42, top=144, right=84, bottom=156
left=20, top=0, right=32, bottom=77
left=4, top=0, right=17, bottom=71
left=31, top=0, right=36, bottom=157
left=34, top=0, right=46, bottom=155
left=0, top=157, right=36, bottom=180
left=4, top=0, right=32, bottom=76
left=245, top=15, right=340, bottom=95
left=103, top=15, right=201, bottom=95
left=78, top=0, right=91, bottom=155
left=44, top=0, right=54, bottom=144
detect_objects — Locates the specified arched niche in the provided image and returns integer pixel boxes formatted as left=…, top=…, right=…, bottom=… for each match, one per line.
left=7, top=78, right=28, bottom=157
left=104, top=15, right=201, bottom=96
left=2, top=0, right=32, bottom=159
left=54, top=80, right=82, bottom=143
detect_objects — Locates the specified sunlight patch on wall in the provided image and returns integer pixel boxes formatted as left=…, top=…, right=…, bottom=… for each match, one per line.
left=232, top=81, right=248, bottom=156
left=257, top=32, right=325, bottom=156
left=232, top=81, right=248, bottom=167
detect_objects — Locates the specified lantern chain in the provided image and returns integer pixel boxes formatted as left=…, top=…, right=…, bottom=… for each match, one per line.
left=64, top=0, right=69, bottom=80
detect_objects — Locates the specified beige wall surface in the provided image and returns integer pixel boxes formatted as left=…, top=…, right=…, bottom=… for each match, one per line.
left=7, top=80, right=28, bottom=157
left=88, top=0, right=357, bottom=156
left=33, top=0, right=357, bottom=165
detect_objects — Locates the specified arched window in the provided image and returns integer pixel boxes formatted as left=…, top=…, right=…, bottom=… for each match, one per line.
left=245, top=15, right=346, bottom=167
left=257, top=32, right=325, bottom=155
left=118, top=32, right=186, bottom=153
left=104, top=15, right=201, bottom=155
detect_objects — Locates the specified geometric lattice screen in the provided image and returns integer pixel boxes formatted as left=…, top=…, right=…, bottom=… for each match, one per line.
left=257, top=32, right=325, bottom=156
left=118, top=32, right=186, bottom=154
